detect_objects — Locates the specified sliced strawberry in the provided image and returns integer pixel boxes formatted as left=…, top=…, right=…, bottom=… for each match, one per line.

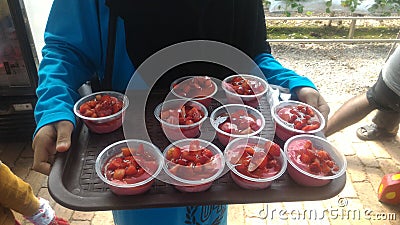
left=202, top=149, right=214, bottom=158
left=113, top=168, right=125, bottom=180
left=244, top=146, right=255, bottom=156
left=125, top=165, right=138, bottom=176
left=267, top=142, right=281, bottom=157
left=305, top=106, right=315, bottom=117
left=219, top=122, right=238, bottom=134
left=317, top=150, right=330, bottom=160
left=326, top=160, right=335, bottom=168
left=183, top=151, right=197, bottom=162
left=121, top=147, right=131, bottom=157
left=176, top=159, right=187, bottom=166
left=112, top=102, right=123, bottom=114
left=299, top=153, right=312, bottom=164
left=303, top=140, right=313, bottom=150
left=309, top=161, right=321, bottom=174
left=79, top=104, right=91, bottom=114
left=321, top=162, right=331, bottom=174
left=83, top=109, right=94, bottom=117
left=135, top=168, right=145, bottom=177
left=277, top=107, right=291, bottom=122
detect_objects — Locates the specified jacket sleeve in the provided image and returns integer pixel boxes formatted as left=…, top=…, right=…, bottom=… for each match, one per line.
left=255, top=53, right=317, bottom=93
left=34, top=0, right=105, bottom=135
left=0, top=162, right=40, bottom=217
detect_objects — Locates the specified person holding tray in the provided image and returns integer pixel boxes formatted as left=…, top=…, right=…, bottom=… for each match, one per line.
left=32, top=0, right=330, bottom=224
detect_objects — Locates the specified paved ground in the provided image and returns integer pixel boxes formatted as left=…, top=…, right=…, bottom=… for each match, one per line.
left=1, top=98, right=399, bottom=225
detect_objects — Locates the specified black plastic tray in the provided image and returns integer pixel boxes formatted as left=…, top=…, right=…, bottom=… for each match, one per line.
left=48, top=90, right=346, bottom=211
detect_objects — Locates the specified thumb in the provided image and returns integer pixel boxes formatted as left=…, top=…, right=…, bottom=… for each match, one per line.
left=55, top=121, right=74, bottom=152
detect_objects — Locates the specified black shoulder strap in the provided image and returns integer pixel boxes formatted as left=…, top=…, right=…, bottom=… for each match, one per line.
left=102, top=5, right=118, bottom=90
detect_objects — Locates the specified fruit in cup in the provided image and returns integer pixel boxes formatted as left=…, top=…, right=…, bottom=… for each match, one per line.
left=160, top=103, right=205, bottom=126
left=165, top=140, right=219, bottom=180
left=230, top=141, right=282, bottom=179
left=172, top=76, right=215, bottom=99
left=216, top=109, right=262, bottom=135
left=79, top=94, right=123, bottom=118
left=224, top=75, right=266, bottom=96
left=277, top=104, right=321, bottom=131
left=165, top=140, right=222, bottom=192
left=287, top=139, right=340, bottom=176
left=103, top=144, right=157, bottom=188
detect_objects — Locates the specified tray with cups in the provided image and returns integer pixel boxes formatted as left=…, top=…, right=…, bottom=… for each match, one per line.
left=48, top=75, right=346, bottom=211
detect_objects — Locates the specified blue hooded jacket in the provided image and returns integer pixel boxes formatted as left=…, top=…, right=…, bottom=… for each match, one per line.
left=35, top=0, right=316, bottom=135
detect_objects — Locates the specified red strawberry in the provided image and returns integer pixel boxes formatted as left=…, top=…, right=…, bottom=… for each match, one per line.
left=309, top=161, right=321, bottom=174
left=299, top=153, right=312, bottom=164
left=113, top=168, right=125, bottom=180
left=125, top=165, right=138, bottom=176
left=121, top=147, right=131, bottom=157
left=267, top=142, right=281, bottom=157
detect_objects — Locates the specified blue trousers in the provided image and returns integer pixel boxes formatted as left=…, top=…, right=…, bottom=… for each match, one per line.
left=112, top=205, right=227, bottom=225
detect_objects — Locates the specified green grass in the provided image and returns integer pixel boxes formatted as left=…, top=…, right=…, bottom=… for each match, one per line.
left=266, top=25, right=399, bottom=39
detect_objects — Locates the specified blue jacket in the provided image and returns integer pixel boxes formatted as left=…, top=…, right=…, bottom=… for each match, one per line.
left=34, top=0, right=316, bottom=134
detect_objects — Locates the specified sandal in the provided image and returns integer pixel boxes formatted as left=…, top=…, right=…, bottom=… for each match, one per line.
left=356, top=124, right=397, bottom=141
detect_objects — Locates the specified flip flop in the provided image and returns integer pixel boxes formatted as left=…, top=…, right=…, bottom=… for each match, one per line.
left=356, top=124, right=396, bottom=141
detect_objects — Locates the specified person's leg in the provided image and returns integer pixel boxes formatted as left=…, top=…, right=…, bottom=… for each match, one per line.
left=372, top=110, right=400, bottom=134
left=325, top=94, right=375, bottom=137
left=112, top=205, right=227, bottom=225
left=356, top=72, right=400, bottom=140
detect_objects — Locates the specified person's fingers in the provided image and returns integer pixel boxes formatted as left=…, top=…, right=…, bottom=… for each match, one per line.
left=32, top=121, right=73, bottom=175
left=32, top=125, right=57, bottom=175
left=296, top=87, right=330, bottom=126
left=55, top=121, right=73, bottom=152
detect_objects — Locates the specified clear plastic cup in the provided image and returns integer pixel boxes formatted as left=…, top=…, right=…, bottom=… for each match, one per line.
left=170, top=76, right=218, bottom=108
left=221, top=74, right=268, bottom=108
left=95, top=139, right=163, bottom=195
left=73, top=91, right=129, bottom=134
left=162, top=139, right=225, bottom=192
left=284, top=134, right=347, bottom=187
left=271, top=100, right=325, bottom=141
left=154, top=99, right=208, bottom=141
left=224, top=137, right=287, bottom=190
left=210, top=104, right=265, bottom=146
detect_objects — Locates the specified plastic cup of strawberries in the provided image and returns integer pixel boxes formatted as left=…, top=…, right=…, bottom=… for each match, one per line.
left=162, top=139, right=225, bottom=192
left=284, top=134, right=347, bottom=187
left=224, top=136, right=287, bottom=190
left=210, top=104, right=265, bottom=146
left=170, top=76, right=218, bottom=108
left=221, top=74, right=268, bottom=108
left=271, top=100, right=325, bottom=141
left=74, top=91, right=129, bottom=134
left=95, top=139, right=163, bottom=195
left=154, top=99, right=208, bottom=141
